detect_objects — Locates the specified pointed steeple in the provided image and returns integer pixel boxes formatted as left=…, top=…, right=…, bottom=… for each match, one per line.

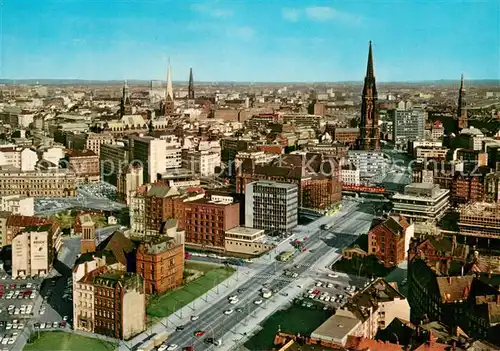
left=457, top=73, right=468, bottom=129
left=366, top=40, right=375, bottom=78
left=166, top=58, right=174, bottom=101
left=188, top=67, right=195, bottom=100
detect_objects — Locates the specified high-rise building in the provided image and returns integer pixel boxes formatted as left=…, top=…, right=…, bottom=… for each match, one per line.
left=457, top=74, right=468, bottom=130
left=358, top=41, right=380, bottom=151
left=164, top=60, right=175, bottom=116
left=128, top=136, right=167, bottom=184
left=392, top=102, right=426, bottom=150
left=245, top=181, right=298, bottom=234
left=188, top=67, right=195, bottom=100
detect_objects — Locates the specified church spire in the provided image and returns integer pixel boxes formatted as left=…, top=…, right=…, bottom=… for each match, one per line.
left=188, top=67, right=195, bottom=100
left=166, top=58, right=174, bottom=101
left=457, top=73, right=468, bottom=129
left=366, top=40, right=375, bottom=78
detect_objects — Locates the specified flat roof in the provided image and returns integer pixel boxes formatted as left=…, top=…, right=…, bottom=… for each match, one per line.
left=311, top=313, right=360, bottom=342
left=225, top=226, right=264, bottom=236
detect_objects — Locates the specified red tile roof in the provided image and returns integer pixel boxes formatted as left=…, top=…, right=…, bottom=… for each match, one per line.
left=7, top=214, right=52, bottom=228
left=345, top=336, right=403, bottom=351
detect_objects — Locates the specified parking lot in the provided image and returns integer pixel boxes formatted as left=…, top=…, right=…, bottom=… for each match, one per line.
left=298, top=274, right=370, bottom=310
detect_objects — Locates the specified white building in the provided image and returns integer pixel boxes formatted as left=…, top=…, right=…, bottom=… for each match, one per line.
left=42, top=147, right=65, bottom=166
left=341, top=167, right=361, bottom=186
left=183, top=150, right=221, bottom=177
left=20, top=148, right=38, bottom=171
left=348, top=151, right=389, bottom=180
left=0, top=195, right=34, bottom=216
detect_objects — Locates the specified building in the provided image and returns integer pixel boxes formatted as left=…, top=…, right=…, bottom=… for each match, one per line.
left=65, top=149, right=100, bottom=182
left=11, top=223, right=62, bottom=278
left=414, top=146, right=448, bottom=162
left=245, top=181, right=298, bottom=235
left=120, top=81, right=133, bottom=117
left=236, top=154, right=342, bottom=210
left=332, top=128, right=359, bottom=146
left=458, top=202, right=500, bottom=239
left=485, top=171, right=500, bottom=202
left=0, top=168, right=77, bottom=197
left=100, top=143, right=129, bottom=187
left=0, top=195, right=34, bottom=216
left=164, top=62, right=175, bottom=116
left=348, top=151, right=388, bottom=179
left=451, top=171, right=487, bottom=205
left=392, top=183, right=450, bottom=224
left=0, top=212, right=9, bottom=247
left=129, top=136, right=167, bottom=184
left=93, top=271, right=146, bottom=340
left=143, top=184, right=180, bottom=235
left=341, top=165, right=361, bottom=186
left=357, top=41, right=380, bottom=151
left=188, top=67, right=195, bottom=100
left=79, top=214, right=96, bottom=254
left=182, top=150, right=221, bottom=177
left=135, top=235, right=184, bottom=295
left=224, top=227, right=275, bottom=256
left=392, top=105, right=426, bottom=150
left=116, top=163, right=144, bottom=205
left=160, top=135, right=182, bottom=169
left=85, top=133, right=115, bottom=156
left=309, top=278, right=410, bottom=348
left=368, top=215, right=414, bottom=268
left=183, top=197, right=240, bottom=250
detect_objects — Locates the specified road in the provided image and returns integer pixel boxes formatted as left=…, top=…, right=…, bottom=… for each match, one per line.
left=127, top=201, right=376, bottom=350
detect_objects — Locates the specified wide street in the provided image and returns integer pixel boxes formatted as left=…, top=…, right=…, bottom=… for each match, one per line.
left=125, top=200, right=377, bottom=351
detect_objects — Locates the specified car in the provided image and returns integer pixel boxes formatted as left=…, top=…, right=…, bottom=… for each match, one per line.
left=17, top=323, right=24, bottom=329
left=190, top=315, right=199, bottom=321
left=223, top=309, right=233, bottom=315
left=157, top=345, right=168, bottom=351
left=175, top=325, right=185, bottom=332
left=229, top=298, right=239, bottom=305
left=7, top=338, right=14, bottom=345
left=194, top=330, right=205, bottom=337
left=40, top=323, right=46, bottom=329
left=401, top=278, right=407, bottom=286
left=166, top=345, right=179, bottom=351
left=204, top=337, right=215, bottom=344
left=34, top=323, right=40, bottom=328
left=227, top=295, right=238, bottom=301
left=52, top=322, right=58, bottom=328
left=59, top=321, right=67, bottom=328
left=254, top=299, right=263, bottom=305
left=63, top=315, right=68, bottom=321
left=235, top=307, right=243, bottom=312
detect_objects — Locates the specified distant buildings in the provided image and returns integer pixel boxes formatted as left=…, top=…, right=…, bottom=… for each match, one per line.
left=245, top=181, right=298, bottom=235
left=65, top=149, right=100, bottom=182
left=0, top=195, right=34, bottom=216
left=0, top=169, right=77, bottom=197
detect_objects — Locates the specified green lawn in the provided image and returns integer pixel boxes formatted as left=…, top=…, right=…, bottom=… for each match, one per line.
left=147, top=266, right=235, bottom=318
left=24, top=331, right=117, bottom=351
left=244, top=304, right=331, bottom=351
left=332, top=255, right=394, bottom=278
left=185, top=261, right=219, bottom=273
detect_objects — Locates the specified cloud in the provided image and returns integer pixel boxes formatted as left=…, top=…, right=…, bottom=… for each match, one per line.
left=282, top=8, right=300, bottom=22
left=191, top=3, right=233, bottom=18
left=228, top=26, right=255, bottom=40
left=305, top=6, right=361, bottom=24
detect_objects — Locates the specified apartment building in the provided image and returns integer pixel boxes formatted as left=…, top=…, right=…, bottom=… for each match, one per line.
left=135, top=236, right=184, bottom=295
left=184, top=197, right=240, bottom=250
left=0, top=169, right=77, bottom=197
left=341, top=165, right=361, bottom=186
left=392, top=183, right=450, bottom=224
left=65, top=149, right=100, bottom=182
left=93, top=271, right=146, bottom=340
left=129, top=136, right=167, bottom=184
left=159, top=135, right=182, bottom=169
left=11, top=223, right=62, bottom=278
left=5, top=214, right=56, bottom=246
left=310, top=278, right=410, bottom=348
left=245, top=181, right=298, bottom=234
left=458, top=202, right=500, bottom=239
left=368, top=215, right=414, bottom=268
left=116, top=163, right=143, bottom=205
left=0, top=146, right=38, bottom=171
left=332, top=128, right=360, bottom=146
left=392, top=104, right=426, bottom=150
left=415, top=147, right=448, bottom=161
left=348, top=151, right=389, bottom=179
left=0, top=195, right=34, bottom=216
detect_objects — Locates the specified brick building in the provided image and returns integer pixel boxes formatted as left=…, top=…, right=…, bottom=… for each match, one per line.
left=65, top=149, right=100, bottom=182
left=183, top=198, right=240, bottom=250
left=135, top=236, right=184, bottom=295
left=93, top=271, right=146, bottom=340
left=368, top=215, right=414, bottom=268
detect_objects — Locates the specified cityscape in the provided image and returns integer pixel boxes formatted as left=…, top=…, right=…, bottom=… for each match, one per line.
left=0, top=0, right=499, bottom=351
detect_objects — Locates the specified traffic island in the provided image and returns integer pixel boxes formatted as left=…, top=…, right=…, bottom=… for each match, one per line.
left=24, top=331, right=117, bottom=351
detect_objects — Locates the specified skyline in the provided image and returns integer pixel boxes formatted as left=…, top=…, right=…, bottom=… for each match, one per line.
left=1, top=0, right=499, bottom=82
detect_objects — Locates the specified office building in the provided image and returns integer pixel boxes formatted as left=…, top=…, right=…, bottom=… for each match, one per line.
left=0, top=169, right=77, bottom=197
left=65, top=149, right=100, bottom=182
left=245, top=181, right=298, bottom=234
left=100, top=143, right=129, bottom=186
left=392, top=103, right=426, bottom=150
left=182, top=150, right=221, bottom=177
left=392, top=183, right=450, bottom=224
left=129, top=136, right=167, bottom=184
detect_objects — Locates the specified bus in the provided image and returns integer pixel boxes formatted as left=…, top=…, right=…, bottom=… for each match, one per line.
left=277, top=251, right=294, bottom=262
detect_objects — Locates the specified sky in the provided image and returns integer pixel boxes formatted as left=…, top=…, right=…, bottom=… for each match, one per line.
left=1, top=0, right=499, bottom=82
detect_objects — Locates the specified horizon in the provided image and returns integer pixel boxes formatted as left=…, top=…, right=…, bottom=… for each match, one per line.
left=2, top=0, right=499, bottom=82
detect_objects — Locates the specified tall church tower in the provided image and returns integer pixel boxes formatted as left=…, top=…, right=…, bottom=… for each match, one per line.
left=164, top=60, right=175, bottom=116
left=188, top=68, right=195, bottom=100
left=457, top=74, right=468, bottom=130
left=120, top=81, right=132, bottom=117
left=80, top=215, right=96, bottom=254
left=358, top=41, right=380, bottom=151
